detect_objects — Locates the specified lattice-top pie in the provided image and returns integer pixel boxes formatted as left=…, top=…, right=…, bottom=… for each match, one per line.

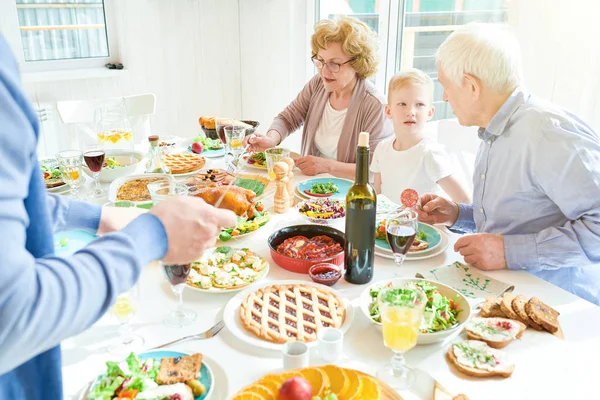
left=239, top=284, right=346, bottom=344
left=163, top=153, right=206, bottom=174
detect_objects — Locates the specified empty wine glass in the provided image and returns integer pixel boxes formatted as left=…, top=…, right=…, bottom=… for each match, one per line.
left=83, top=144, right=106, bottom=198
left=161, top=262, right=197, bottom=327
left=385, top=208, right=418, bottom=266
left=108, top=282, right=144, bottom=356
left=56, top=150, right=85, bottom=199
left=377, top=286, right=426, bottom=389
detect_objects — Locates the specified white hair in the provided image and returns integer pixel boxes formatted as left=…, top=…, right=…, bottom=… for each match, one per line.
left=436, top=23, right=523, bottom=94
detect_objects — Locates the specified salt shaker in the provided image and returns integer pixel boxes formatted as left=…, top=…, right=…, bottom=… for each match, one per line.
left=282, top=157, right=295, bottom=207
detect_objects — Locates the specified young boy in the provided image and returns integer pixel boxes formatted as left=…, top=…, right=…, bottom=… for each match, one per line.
left=370, top=69, right=470, bottom=203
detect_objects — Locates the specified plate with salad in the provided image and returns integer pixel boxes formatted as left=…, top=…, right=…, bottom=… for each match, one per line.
left=218, top=202, right=271, bottom=242
left=40, top=157, right=68, bottom=192
left=375, top=221, right=442, bottom=254
left=242, top=152, right=268, bottom=169
left=296, top=177, right=352, bottom=201
left=359, top=278, right=471, bottom=344
left=84, top=350, right=213, bottom=400
left=297, top=198, right=346, bottom=225
left=189, top=136, right=226, bottom=158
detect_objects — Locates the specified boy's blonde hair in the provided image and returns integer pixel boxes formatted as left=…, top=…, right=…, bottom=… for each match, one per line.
left=387, top=69, right=434, bottom=104
left=311, top=16, right=379, bottom=80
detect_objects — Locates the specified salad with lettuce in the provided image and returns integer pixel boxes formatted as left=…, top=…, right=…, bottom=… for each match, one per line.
left=368, top=281, right=461, bottom=333
left=88, top=353, right=161, bottom=400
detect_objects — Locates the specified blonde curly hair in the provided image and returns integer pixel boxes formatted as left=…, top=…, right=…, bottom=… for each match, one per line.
left=311, top=16, right=379, bottom=80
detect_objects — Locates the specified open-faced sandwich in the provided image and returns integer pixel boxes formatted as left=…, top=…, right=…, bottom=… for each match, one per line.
left=447, top=340, right=514, bottom=378
left=465, top=317, right=526, bottom=349
left=41, top=163, right=65, bottom=189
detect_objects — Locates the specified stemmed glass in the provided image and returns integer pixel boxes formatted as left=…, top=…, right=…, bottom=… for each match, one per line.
left=215, top=117, right=233, bottom=146
left=108, top=282, right=144, bottom=355
left=385, top=208, right=418, bottom=266
left=377, top=286, right=426, bottom=389
left=83, top=144, right=106, bottom=198
left=161, top=262, right=197, bottom=327
left=56, top=150, right=85, bottom=199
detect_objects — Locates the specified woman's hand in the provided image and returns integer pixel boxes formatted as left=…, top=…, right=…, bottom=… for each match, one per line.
left=243, top=130, right=281, bottom=153
left=295, top=155, right=331, bottom=176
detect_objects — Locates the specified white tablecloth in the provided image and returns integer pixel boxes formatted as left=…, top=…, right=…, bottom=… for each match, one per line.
left=60, top=158, right=600, bottom=400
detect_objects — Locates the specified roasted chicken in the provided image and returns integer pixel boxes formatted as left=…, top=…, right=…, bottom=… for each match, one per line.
left=192, top=185, right=256, bottom=218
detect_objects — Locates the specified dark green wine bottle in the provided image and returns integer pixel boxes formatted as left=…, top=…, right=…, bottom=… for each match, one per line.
left=344, top=132, right=376, bottom=284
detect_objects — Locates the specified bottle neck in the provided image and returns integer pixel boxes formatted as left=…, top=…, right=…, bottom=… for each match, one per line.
left=355, top=146, right=369, bottom=185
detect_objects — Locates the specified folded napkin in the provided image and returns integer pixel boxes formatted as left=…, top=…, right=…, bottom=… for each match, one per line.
left=416, top=261, right=514, bottom=301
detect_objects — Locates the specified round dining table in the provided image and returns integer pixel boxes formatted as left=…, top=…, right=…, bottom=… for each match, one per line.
left=60, top=154, right=600, bottom=400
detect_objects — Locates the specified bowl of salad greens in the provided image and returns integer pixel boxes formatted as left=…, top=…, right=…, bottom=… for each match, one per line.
left=359, top=278, right=472, bottom=344
left=83, top=150, right=144, bottom=183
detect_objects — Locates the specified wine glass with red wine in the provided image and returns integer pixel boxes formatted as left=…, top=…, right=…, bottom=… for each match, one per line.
left=385, top=208, right=418, bottom=266
left=83, top=144, right=106, bottom=198
left=215, top=117, right=233, bottom=145
left=161, top=262, right=197, bottom=327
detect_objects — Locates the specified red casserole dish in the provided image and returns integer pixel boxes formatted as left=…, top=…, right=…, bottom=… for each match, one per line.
left=267, top=225, right=346, bottom=274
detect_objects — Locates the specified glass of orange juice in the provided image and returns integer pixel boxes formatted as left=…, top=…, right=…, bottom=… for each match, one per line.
left=56, top=150, right=85, bottom=199
left=377, top=286, right=426, bottom=389
left=265, top=147, right=290, bottom=179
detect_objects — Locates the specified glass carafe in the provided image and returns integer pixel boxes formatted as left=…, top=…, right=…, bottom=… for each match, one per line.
left=94, top=99, right=134, bottom=150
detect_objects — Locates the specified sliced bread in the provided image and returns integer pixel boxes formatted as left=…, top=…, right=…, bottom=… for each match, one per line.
left=499, top=293, right=520, bottom=321
left=479, top=296, right=506, bottom=318
left=511, top=295, right=543, bottom=330
left=465, top=317, right=526, bottom=349
left=525, top=297, right=560, bottom=333
left=447, top=340, right=514, bottom=378
left=156, top=353, right=203, bottom=385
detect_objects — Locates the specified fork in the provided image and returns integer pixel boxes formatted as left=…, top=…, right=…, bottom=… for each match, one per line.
left=152, top=320, right=225, bottom=349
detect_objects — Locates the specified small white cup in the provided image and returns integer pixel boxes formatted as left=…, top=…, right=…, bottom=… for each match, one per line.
left=317, top=328, right=343, bottom=363
left=282, top=341, right=309, bottom=370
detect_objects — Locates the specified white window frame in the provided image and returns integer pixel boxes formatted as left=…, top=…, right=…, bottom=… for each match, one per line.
left=0, top=0, right=119, bottom=73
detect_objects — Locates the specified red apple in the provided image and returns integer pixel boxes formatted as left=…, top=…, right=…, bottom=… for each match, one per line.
left=279, top=377, right=313, bottom=400
left=191, top=141, right=204, bottom=154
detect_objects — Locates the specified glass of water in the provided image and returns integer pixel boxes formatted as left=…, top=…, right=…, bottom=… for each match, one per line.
left=56, top=150, right=85, bottom=199
left=224, top=125, right=246, bottom=156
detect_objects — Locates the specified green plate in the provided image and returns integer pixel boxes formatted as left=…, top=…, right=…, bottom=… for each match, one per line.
left=375, top=222, right=442, bottom=253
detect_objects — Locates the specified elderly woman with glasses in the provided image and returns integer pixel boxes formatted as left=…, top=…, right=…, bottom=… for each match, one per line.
left=246, top=16, right=393, bottom=178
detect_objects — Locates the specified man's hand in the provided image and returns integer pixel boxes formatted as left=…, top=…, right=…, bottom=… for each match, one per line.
left=150, top=196, right=237, bottom=264
left=295, top=155, right=330, bottom=176
left=454, top=233, right=507, bottom=271
left=417, top=193, right=459, bottom=226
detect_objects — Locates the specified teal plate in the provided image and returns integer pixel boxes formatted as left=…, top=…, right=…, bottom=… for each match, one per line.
left=375, top=222, right=442, bottom=254
left=89, top=350, right=213, bottom=399
left=297, top=177, right=353, bottom=201
left=188, top=145, right=226, bottom=158
left=54, top=230, right=97, bottom=257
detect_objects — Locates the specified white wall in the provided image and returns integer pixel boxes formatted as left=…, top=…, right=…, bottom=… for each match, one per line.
left=17, top=0, right=312, bottom=156
left=512, top=0, right=600, bottom=131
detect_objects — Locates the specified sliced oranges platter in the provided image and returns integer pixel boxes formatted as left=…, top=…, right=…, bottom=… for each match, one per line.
left=232, top=364, right=402, bottom=400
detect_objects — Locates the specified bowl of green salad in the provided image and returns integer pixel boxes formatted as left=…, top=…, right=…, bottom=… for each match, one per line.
left=83, top=149, right=144, bottom=183
left=359, top=277, right=472, bottom=344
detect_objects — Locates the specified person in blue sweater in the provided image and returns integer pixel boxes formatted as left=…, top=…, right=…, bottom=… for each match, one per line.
left=0, top=35, right=237, bottom=399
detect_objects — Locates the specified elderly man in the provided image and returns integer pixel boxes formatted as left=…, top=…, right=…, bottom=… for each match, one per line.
left=418, top=23, right=600, bottom=305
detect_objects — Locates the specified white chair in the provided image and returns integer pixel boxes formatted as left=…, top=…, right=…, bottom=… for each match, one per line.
left=435, top=118, right=480, bottom=194
left=56, top=93, right=156, bottom=149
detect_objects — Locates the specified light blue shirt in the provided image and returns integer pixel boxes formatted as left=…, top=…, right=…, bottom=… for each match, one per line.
left=453, top=86, right=600, bottom=305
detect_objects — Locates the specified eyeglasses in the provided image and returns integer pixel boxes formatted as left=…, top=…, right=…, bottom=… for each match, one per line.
left=311, top=57, right=353, bottom=73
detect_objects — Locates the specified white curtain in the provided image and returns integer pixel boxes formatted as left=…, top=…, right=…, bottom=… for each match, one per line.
left=510, top=0, right=600, bottom=132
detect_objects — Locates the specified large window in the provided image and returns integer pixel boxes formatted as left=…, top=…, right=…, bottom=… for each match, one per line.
left=0, top=0, right=115, bottom=71
left=318, top=0, right=511, bottom=120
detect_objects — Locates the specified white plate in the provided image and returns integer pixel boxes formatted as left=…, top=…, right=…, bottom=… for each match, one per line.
left=223, top=279, right=354, bottom=351
left=108, top=173, right=176, bottom=203
left=375, top=229, right=449, bottom=261
left=186, top=248, right=270, bottom=294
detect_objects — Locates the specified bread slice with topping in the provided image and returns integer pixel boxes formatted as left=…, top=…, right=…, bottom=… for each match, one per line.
left=479, top=296, right=506, bottom=318
left=465, top=317, right=526, bottom=349
left=525, top=297, right=560, bottom=333
left=511, top=295, right=543, bottom=330
left=446, top=340, right=514, bottom=378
